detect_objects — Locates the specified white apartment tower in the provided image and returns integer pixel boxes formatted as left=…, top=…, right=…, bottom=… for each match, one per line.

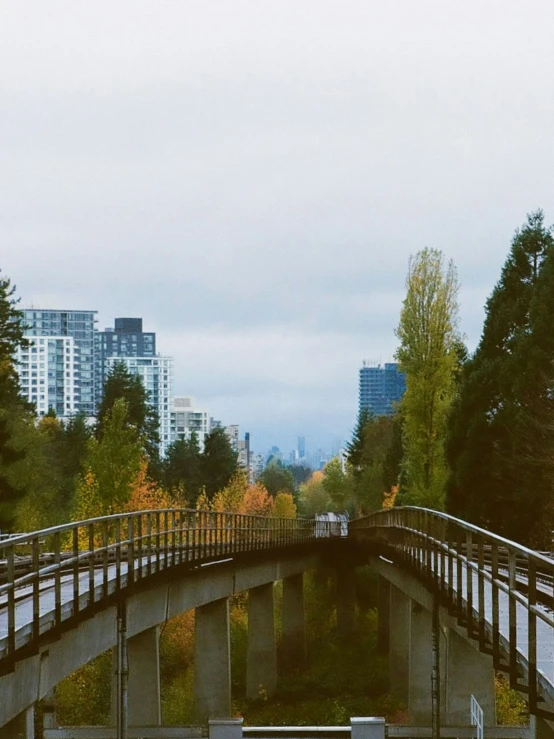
left=15, top=336, right=79, bottom=417
left=104, top=355, right=174, bottom=457
left=170, top=396, right=210, bottom=450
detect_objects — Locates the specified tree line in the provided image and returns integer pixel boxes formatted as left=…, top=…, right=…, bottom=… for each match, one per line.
left=342, top=210, right=554, bottom=548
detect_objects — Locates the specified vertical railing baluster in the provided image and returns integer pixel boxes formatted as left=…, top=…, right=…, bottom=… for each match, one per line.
left=73, top=526, right=80, bottom=616
left=102, top=520, right=109, bottom=601
left=456, top=528, right=463, bottom=621
left=164, top=511, right=169, bottom=567
left=7, top=545, right=15, bottom=658
left=136, top=515, right=143, bottom=581
left=127, top=516, right=135, bottom=586
left=156, top=512, right=161, bottom=572
left=115, top=517, right=121, bottom=593
left=147, top=513, right=152, bottom=576
left=477, top=535, right=485, bottom=650
left=54, top=531, right=61, bottom=629
left=172, top=510, right=177, bottom=566
left=466, top=531, right=473, bottom=635
left=528, top=557, right=537, bottom=712
left=491, top=542, right=500, bottom=667
left=508, top=550, right=517, bottom=688
left=32, top=536, right=40, bottom=641
left=88, top=522, right=95, bottom=606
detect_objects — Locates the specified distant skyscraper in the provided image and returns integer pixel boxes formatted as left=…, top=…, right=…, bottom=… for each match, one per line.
left=297, top=435, right=306, bottom=459
left=358, top=361, right=406, bottom=417
left=19, top=308, right=97, bottom=416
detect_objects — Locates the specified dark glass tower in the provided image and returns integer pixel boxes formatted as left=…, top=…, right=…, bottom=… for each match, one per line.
left=94, top=317, right=156, bottom=406
left=358, top=362, right=406, bottom=416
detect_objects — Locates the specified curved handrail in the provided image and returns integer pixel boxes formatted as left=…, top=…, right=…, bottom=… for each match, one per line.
left=349, top=505, right=554, bottom=715
left=0, top=508, right=322, bottom=665
left=350, top=505, right=554, bottom=567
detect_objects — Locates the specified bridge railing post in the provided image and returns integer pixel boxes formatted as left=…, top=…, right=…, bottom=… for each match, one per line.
left=528, top=557, right=538, bottom=713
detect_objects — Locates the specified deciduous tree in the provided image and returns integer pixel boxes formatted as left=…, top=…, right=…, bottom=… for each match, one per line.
left=396, top=248, right=461, bottom=509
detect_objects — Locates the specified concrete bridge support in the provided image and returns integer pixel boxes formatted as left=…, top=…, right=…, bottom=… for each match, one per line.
left=0, top=706, right=34, bottom=739
left=247, top=583, right=277, bottom=700
left=377, top=576, right=390, bottom=656
left=444, top=628, right=495, bottom=726
left=389, top=584, right=411, bottom=704
left=194, top=597, right=231, bottom=723
left=337, top=566, right=356, bottom=635
left=282, top=573, right=306, bottom=669
left=387, top=583, right=495, bottom=726
left=127, top=625, right=162, bottom=726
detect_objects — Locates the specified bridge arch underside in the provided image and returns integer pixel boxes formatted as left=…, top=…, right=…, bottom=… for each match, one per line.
left=369, top=552, right=554, bottom=726
left=0, top=547, right=324, bottom=727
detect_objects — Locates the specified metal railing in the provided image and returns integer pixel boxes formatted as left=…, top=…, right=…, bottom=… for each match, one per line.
left=349, top=507, right=554, bottom=719
left=0, top=509, right=318, bottom=668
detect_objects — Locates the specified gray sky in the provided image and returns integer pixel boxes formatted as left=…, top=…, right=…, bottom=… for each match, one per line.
left=2, top=1, right=554, bottom=455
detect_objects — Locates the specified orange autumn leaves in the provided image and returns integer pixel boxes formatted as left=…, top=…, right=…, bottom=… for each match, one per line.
left=76, top=462, right=296, bottom=521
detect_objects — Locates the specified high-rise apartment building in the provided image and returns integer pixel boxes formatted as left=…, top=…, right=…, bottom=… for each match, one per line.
left=358, top=361, right=406, bottom=417
left=95, top=318, right=156, bottom=404
left=103, top=354, right=173, bottom=457
left=170, top=396, right=210, bottom=449
left=15, top=336, right=78, bottom=417
left=19, top=309, right=97, bottom=416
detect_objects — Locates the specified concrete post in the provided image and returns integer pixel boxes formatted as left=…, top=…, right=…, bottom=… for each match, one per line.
left=209, top=717, right=244, bottom=739
left=351, top=717, right=386, bottom=739
left=337, top=566, right=356, bottom=635
left=377, top=576, right=390, bottom=655
left=445, top=628, right=496, bottom=726
left=408, top=602, right=434, bottom=724
left=389, top=585, right=411, bottom=704
left=247, top=583, right=277, bottom=700
left=194, top=597, right=231, bottom=723
left=531, top=715, right=554, bottom=739
left=282, top=573, right=306, bottom=670
left=127, top=626, right=161, bottom=726
left=0, top=706, right=34, bottom=739
left=42, top=690, right=56, bottom=730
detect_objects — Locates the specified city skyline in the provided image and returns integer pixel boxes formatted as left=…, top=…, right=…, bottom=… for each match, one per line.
left=16, top=301, right=350, bottom=456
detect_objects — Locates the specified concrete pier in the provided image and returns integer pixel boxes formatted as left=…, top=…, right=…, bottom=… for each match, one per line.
left=377, top=577, right=390, bottom=656
left=194, top=598, right=231, bottom=723
left=337, top=567, right=356, bottom=635
left=247, top=584, right=277, bottom=700
left=282, top=573, right=306, bottom=669
left=0, top=706, right=34, bottom=739
left=127, top=626, right=161, bottom=726
left=389, top=585, right=411, bottom=703
left=445, top=628, right=496, bottom=726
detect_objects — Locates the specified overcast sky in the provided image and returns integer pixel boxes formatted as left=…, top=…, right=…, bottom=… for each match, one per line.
left=2, top=1, right=554, bottom=456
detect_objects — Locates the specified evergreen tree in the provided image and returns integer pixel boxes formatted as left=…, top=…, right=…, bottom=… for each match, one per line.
left=163, top=433, right=202, bottom=503
left=0, top=273, right=32, bottom=531
left=200, top=427, right=238, bottom=499
left=97, top=361, right=160, bottom=468
left=345, top=407, right=371, bottom=476
left=446, top=211, right=554, bottom=545
left=395, top=248, right=460, bottom=509
left=259, top=462, right=295, bottom=497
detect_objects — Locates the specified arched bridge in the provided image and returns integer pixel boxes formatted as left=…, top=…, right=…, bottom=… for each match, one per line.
left=1, top=508, right=553, bottom=738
